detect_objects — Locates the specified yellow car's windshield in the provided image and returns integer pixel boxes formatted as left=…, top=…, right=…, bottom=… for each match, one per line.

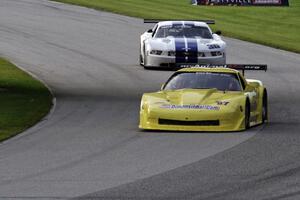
left=164, top=72, right=242, bottom=91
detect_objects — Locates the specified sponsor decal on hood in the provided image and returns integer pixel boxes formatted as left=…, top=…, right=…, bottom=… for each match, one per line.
left=160, top=104, right=220, bottom=110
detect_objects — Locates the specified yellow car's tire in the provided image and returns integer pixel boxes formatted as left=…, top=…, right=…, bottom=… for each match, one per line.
left=245, top=99, right=251, bottom=129
left=262, top=90, right=268, bottom=123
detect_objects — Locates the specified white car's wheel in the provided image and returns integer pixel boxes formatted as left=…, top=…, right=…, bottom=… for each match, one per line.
left=142, top=48, right=148, bottom=68
left=139, top=44, right=143, bottom=66
left=139, top=54, right=143, bottom=66
left=140, top=44, right=146, bottom=67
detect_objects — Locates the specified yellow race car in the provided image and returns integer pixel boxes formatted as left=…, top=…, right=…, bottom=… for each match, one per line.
left=139, top=65, right=268, bottom=131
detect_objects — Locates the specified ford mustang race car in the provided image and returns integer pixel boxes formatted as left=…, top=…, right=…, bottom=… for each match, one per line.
left=139, top=65, right=268, bottom=131
left=140, top=20, right=226, bottom=68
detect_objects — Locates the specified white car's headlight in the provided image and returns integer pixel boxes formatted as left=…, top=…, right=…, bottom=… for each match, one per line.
left=211, top=51, right=223, bottom=56
left=168, top=51, right=176, bottom=56
left=150, top=50, right=163, bottom=55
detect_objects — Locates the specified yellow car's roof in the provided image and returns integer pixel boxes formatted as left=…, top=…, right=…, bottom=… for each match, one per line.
left=177, top=67, right=239, bottom=74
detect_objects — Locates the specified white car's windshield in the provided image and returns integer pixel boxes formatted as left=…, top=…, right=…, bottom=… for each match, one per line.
left=164, top=72, right=242, bottom=91
left=155, top=25, right=213, bottom=39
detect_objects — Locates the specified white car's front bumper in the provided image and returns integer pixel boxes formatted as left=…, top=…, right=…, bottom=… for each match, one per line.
left=145, top=54, right=226, bottom=67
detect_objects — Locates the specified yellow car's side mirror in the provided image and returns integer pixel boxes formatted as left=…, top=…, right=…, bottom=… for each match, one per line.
left=160, top=84, right=165, bottom=90
left=248, top=82, right=260, bottom=88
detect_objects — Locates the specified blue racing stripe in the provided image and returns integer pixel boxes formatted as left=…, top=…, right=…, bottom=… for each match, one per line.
left=175, top=38, right=186, bottom=63
left=172, top=21, right=183, bottom=26
left=187, top=39, right=198, bottom=63
left=184, top=21, right=195, bottom=27
left=173, top=22, right=186, bottom=63
left=173, top=21, right=198, bottom=64
left=184, top=22, right=198, bottom=63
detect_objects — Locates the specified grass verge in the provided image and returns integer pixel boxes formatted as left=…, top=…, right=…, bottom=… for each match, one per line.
left=53, top=0, right=300, bottom=53
left=0, top=58, right=52, bottom=142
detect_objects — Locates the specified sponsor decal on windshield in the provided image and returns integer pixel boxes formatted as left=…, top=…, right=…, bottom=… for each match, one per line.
left=160, top=104, right=220, bottom=110
left=179, top=64, right=227, bottom=68
left=177, top=64, right=267, bottom=71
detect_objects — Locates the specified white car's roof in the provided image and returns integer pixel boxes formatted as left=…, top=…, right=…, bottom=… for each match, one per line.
left=157, top=21, right=209, bottom=28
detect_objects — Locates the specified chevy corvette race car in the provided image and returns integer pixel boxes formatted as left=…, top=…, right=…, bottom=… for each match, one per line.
left=140, top=20, right=226, bottom=68
left=139, top=65, right=268, bottom=131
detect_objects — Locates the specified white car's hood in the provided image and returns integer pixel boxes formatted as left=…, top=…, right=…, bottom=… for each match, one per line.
left=148, top=37, right=226, bottom=52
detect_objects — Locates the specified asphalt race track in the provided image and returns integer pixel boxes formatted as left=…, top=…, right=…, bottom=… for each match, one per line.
left=0, top=0, right=300, bottom=199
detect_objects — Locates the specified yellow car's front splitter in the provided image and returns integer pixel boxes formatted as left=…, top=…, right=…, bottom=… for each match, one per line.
left=139, top=116, right=246, bottom=132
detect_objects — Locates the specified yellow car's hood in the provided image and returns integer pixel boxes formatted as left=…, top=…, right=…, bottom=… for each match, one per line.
left=165, top=88, right=220, bottom=105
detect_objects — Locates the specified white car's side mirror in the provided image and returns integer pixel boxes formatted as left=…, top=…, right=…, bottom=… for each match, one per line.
left=212, top=33, right=221, bottom=40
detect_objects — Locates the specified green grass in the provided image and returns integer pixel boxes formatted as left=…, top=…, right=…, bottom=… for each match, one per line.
left=53, top=0, right=300, bottom=53
left=0, top=58, right=52, bottom=142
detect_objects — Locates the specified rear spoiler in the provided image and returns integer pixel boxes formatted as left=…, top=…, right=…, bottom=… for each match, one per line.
left=179, top=64, right=267, bottom=75
left=144, top=19, right=215, bottom=25
left=226, top=64, right=267, bottom=75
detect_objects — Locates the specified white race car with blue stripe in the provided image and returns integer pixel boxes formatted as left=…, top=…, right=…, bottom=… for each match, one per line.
left=140, top=21, right=226, bottom=68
